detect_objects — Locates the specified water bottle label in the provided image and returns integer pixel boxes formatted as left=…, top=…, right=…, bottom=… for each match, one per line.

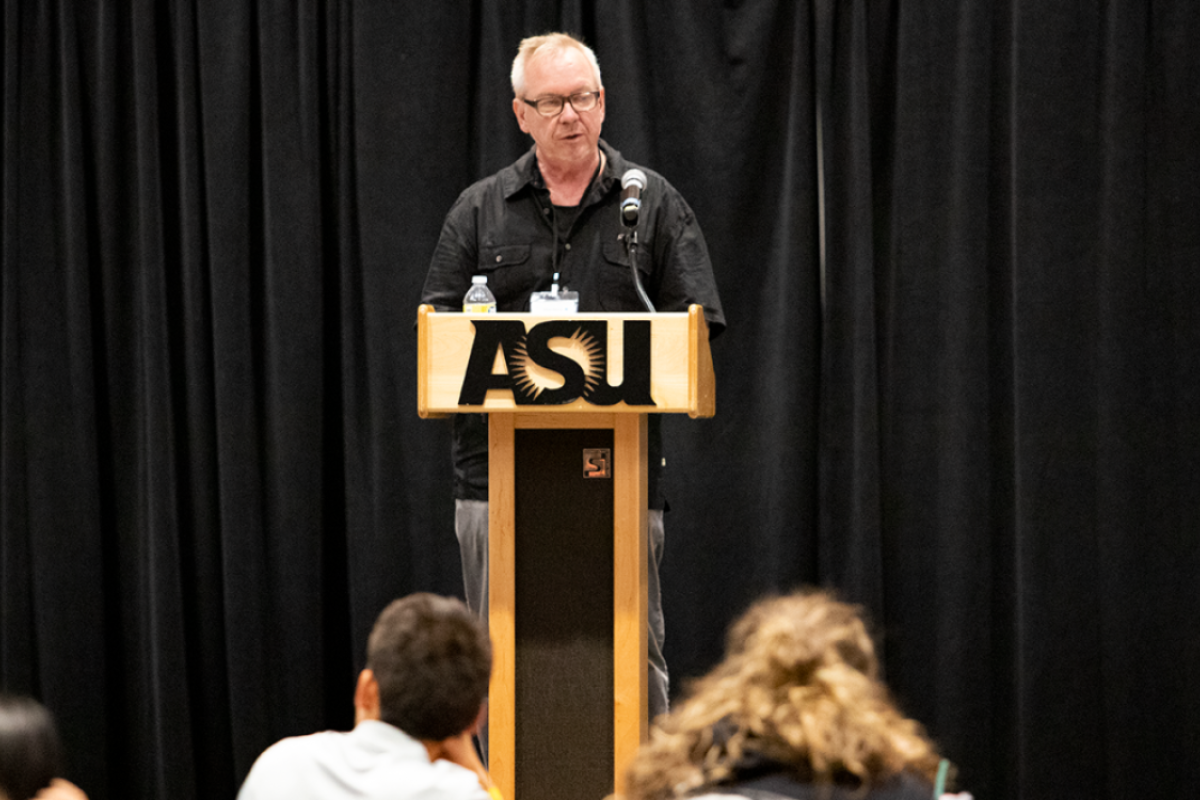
left=463, top=302, right=497, bottom=314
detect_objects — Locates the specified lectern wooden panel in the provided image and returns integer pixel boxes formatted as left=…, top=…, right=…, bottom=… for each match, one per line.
left=418, top=308, right=715, bottom=419
left=417, top=305, right=714, bottom=800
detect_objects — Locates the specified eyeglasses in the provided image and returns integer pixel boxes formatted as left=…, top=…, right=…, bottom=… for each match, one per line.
left=521, top=91, right=601, bottom=118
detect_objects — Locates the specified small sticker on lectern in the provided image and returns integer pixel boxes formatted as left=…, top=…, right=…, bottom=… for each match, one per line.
left=583, top=448, right=611, bottom=479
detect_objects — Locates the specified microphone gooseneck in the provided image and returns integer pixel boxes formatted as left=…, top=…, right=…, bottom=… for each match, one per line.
left=619, top=168, right=655, bottom=312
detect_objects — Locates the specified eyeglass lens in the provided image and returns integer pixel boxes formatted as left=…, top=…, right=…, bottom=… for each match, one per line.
left=535, top=92, right=597, bottom=116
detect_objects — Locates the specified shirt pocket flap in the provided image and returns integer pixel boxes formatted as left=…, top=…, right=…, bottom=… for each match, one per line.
left=480, top=244, right=532, bottom=271
left=602, top=236, right=651, bottom=275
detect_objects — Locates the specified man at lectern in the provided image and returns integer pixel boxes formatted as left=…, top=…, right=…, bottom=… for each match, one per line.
left=421, top=31, right=725, bottom=721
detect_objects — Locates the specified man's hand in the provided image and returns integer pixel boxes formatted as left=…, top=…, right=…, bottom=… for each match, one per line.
left=423, top=703, right=500, bottom=798
left=429, top=730, right=496, bottom=795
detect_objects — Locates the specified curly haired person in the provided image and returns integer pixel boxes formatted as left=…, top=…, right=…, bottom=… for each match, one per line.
left=623, top=590, right=966, bottom=800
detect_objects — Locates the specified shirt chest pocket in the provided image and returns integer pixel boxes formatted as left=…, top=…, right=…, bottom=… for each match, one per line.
left=596, top=236, right=654, bottom=311
left=478, top=244, right=534, bottom=301
left=602, top=237, right=652, bottom=275
left=480, top=244, right=532, bottom=272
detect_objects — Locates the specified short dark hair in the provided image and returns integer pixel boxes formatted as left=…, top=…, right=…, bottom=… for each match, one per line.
left=0, top=694, right=63, bottom=800
left=367, top=593, right=492, bottom=740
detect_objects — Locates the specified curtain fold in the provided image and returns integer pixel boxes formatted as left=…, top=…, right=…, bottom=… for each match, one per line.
left=818, top=1, right=1200, bottom=798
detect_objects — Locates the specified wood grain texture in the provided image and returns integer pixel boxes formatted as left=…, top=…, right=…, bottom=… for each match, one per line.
left=488, top=413, right=516, bottom=800
left=688, top=304, right=716, bottom=419
left=613, top=414, right=649, bottom=796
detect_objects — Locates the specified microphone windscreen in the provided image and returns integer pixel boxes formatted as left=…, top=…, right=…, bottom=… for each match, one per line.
left=621, top=168, right=647, bottom=190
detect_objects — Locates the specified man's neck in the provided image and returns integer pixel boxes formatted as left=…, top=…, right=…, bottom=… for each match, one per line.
left=422, top=729, right=496, bottom=795
left=537, top=147, right=602, bottom=207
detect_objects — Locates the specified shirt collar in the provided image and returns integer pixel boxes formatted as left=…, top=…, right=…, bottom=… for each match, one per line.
left=350, top=719, right=427, bottom=757
left=501, top=138, right=625, bottom=203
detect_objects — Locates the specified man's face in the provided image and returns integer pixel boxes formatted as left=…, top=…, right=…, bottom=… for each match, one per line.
left=513, top=46, right=605, bottom=167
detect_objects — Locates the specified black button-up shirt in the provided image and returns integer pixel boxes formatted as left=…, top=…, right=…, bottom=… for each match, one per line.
left=422, top=139, right=725, bottom=506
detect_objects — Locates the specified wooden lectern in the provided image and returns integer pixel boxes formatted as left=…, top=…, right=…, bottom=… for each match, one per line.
left=417, top=304, right=715, bottom=800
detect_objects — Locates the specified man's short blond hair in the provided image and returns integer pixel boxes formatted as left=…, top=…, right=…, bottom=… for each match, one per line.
left=511, top=32, right=603, bottom=97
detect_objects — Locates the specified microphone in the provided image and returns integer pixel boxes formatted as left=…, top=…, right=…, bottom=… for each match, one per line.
left=618, top=168, right=655, bottom=312
left=620, top=169, right=646, bottom=226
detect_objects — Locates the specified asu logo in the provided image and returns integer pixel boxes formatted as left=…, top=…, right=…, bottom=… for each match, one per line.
left=457, top=320, right=655, bottom=407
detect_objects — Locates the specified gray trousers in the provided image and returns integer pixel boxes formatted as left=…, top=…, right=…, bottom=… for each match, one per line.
left=455, top=499, right=670, bottom=722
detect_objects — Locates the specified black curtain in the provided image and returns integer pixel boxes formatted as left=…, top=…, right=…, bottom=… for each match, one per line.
left=2, top=2, right=1196, bottom=799
left=817, top=2, right=1200, bottom=798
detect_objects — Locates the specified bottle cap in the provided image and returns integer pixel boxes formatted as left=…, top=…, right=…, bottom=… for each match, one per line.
left=472, top=275, right=487, bottom=284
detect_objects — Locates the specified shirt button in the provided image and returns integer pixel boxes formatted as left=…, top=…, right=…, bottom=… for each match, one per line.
left=542, top=208, right=550, bottom=215
left=564, top=243, right=571, bottom=250
left=495, top=255, right=502, bottom=262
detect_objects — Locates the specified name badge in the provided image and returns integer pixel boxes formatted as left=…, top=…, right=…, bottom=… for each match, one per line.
left=529, top=287, right=579, bottom=314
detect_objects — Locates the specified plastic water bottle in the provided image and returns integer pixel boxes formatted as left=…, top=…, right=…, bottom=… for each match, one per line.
left=463, top=275, right=497, bottom=313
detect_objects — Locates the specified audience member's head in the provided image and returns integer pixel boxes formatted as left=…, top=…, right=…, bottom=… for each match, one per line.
left=0, top=694, right=63, bottom=800
left=624, top=589, right=943, bottom=799
left=361, top=593, right=492, bottom=741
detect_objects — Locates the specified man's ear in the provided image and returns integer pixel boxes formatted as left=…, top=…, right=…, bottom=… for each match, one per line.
left=354, top=668, right=381, bottom=723
left=513, top=97, right=530, bottom=133
left=470, top=700, right=488, bottom=735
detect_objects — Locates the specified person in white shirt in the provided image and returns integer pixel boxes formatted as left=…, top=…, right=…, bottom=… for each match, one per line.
left=238, top=593, right=497, bottom=800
